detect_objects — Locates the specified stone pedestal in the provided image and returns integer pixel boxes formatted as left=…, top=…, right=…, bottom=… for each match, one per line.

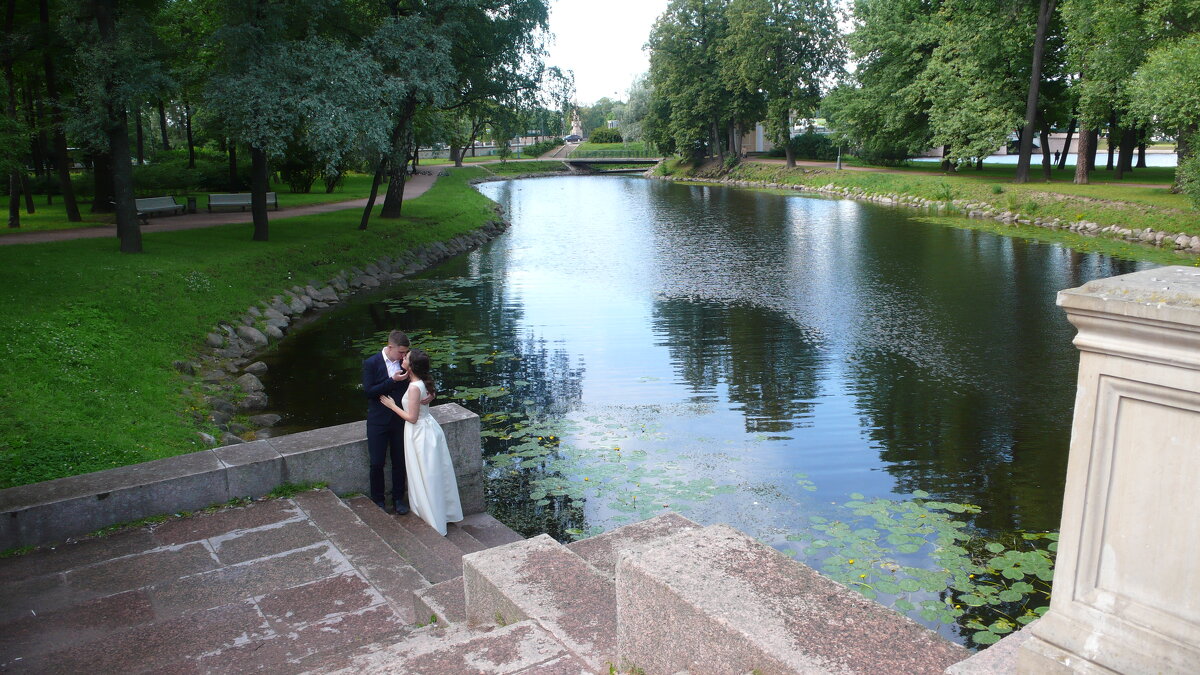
left=1018, top=266, right=1200, bottom=673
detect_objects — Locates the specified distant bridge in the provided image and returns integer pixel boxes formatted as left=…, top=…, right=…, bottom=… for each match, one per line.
left=562, top=155, right=663, bottom=173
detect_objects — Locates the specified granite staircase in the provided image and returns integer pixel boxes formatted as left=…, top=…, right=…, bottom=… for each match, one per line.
left=0, top=489, right=970, bottom=674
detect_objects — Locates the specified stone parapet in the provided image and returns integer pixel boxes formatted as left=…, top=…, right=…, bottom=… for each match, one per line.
left=1018, top=266, right=1200, bottom=673
left=0, top=404, right=483, bottom=550
left=616, top=523, right=967, bottom=674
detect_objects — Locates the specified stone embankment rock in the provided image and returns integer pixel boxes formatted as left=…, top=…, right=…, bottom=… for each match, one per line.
left=184, top=219, right=510, bottom=446
left=658, top=174, right=1200, bottom=256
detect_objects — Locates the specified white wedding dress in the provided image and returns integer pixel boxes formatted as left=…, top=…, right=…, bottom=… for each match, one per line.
left=402, top=380, right=463, bottom=535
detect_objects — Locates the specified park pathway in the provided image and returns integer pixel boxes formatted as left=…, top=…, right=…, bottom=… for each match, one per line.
left=0, top=171, right=438, bottom=246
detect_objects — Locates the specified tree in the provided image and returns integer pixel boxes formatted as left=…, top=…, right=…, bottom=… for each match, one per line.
left=724, top=0, right=844, bottom=168
left=1014, top=0, right=1058, bottom=183
left=1128, top=33, right=1200, bottom=198
left=821, top=0, right=943, bottom=164
left=648, top=0, right=741, bottom=160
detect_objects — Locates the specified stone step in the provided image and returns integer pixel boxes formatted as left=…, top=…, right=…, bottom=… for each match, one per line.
left=567, top=511, right=700, bottom=579
left=1, top=493, right=417, bottom=672
left=394, top=508, right=478, bottom=566
left=414, top=576, right=466, bottom=626
left=346, top=496, right=461, bottom=585
left=445, top=520, right=488, bottom=554
left=457, top=511, right=527, bottom=548
left=464, top=534, right=617, bottom=672
left=296, top=619, right=586, bottom=674
left=293, top=489, right=429, bottom=623
left=616, top=524, right=969, bottom=674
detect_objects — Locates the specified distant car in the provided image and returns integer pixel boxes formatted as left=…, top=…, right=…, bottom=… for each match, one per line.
left=563, top=134, right=582, bottom=143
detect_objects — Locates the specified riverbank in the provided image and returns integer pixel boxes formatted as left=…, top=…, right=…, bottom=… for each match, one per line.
left=0, top=167, right=505, bottom=489
left=653, top=159, right=1200, bottom=265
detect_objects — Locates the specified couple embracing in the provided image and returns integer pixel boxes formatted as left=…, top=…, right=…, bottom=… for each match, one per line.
left=362, top=330, right=463, bottom=536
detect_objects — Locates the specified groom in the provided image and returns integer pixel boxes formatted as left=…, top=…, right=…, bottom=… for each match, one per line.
left=362, top=330, right=414, bottom=513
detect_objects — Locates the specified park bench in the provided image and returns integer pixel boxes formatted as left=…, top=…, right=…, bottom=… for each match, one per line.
left=133, top=196, right=185, bottom=225
left=207, top=192, right=278, bottom=212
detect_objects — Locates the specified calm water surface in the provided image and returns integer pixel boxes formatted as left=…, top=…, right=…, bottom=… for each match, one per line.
left=263, top=174, right=1152, bottom=548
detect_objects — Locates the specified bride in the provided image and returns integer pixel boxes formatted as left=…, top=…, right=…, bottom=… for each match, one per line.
left=380, top=348, right=463, bottom=535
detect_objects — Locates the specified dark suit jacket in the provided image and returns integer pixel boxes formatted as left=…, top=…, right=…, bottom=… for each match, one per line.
left=363, top=352, right=407, bottom=426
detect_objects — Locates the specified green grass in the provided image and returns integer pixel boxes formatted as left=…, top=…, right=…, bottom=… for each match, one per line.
left=3, top=173, right=379, bottom=235
left=0, top=167, right=499, bottom=489
left=722, top=160, right=1200, bottom=237
left=482, top=161, right=569, bottom=176
left=570, top=141, right=657, bottom=158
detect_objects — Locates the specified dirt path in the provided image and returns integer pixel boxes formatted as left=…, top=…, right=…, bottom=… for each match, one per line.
left=0, top=171, right=438, bottom=246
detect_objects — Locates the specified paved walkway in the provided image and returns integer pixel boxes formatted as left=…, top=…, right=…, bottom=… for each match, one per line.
left=0, top=171, right=438, bottom=246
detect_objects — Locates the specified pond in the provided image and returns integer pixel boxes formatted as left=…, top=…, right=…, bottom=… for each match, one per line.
left=260, top=175, right=1154, bottom=643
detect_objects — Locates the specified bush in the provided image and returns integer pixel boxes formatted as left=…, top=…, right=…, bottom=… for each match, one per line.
left=521, top=138, right=564, bottom=158
left=589, top=127, right=622, bottom=144
left=766, top=131, right=839, bottom=161
left=1176, top=154, right=1200, bottom=209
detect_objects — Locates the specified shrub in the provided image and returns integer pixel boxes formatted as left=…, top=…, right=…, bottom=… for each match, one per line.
left=765, top=131, right=839, bottom=161
left=1176, top=154, right=1200, bottom=209
left=278, top=142, right=319, bottom=193
left=521, top=138, right=564, bottom=158
left=589, top=126, right=623, bottom=144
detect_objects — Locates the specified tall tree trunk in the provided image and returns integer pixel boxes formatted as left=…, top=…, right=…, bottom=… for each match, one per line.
left=95, top=0, right=140, bottom=252
left=158, top=100, right=169, bottom=150
left=1015, top=0, right=1057, bottom=183
left=250, top=145, right=269, bottom=241
left=4, top=0, right=20, bottom=227
left=1115, top=126, right=1136, bottom=179
left=380, top=100, right=416, bottom=219
left=39, top=0, right=80, bottom=221
left=1087, top=128, right=1099, bottom=170
left=28, top=83, right=48, bottom=178
left=1105, top=115, right=1116, bottom=170
left=1074, top=121, right=1091, bottom=184
left=975, top=158, right=984, bottom=170
left=449, top=144, right=462, bottom=167
left=359, top=154, right=388, bottom=230
left=940, top=145, right=952, bottom=172
left=184, top=102, right=195, bottom=168
left=135, top=105, right=144, bottom=164
left=227, top=140, right=238, bottom=190
left=91, top=152, right=114, bottom=212
left=1058, top=118, right=1076, bottom=170
left=1040, top=123, right=1052, bottom=180
left=1136, top=127, right=1147, bottom=168
left=781, top=111, right=795, bottom=169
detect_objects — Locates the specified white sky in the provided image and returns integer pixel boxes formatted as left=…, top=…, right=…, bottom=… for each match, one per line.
left=544, top=0, right=671, bottom=107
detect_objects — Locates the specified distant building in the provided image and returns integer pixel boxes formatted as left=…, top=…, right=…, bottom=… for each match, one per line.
left=606, top=120, right=619, bottom=129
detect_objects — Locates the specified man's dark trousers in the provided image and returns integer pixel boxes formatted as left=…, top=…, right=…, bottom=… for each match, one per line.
left=362, top=352, right=407, bottom=508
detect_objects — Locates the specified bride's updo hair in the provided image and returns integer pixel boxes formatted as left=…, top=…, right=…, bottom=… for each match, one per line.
left=407, top=348, right=434, bottom=393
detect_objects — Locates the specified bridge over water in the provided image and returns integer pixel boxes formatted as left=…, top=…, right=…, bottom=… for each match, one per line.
left=561, top=154, right=663, bottom=173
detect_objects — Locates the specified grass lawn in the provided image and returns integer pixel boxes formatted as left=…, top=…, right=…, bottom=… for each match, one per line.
left=570, top=141, right=656, bottom=158
left=3, top=173, right=379, bottom=235
left=482, top=160, right=570, bottom=175
left=713, top=160, right=1200, bottom=237
left=0, top=167, right=498, bottom=489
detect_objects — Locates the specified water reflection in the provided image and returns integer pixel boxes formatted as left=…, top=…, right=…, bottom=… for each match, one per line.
left=264, top=175, right=1153, bottom=541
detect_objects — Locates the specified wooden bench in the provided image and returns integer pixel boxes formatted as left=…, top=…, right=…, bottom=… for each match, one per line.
left=133, top=196, right=185, bottom=224
left=207, top=192, right=278, bottom=212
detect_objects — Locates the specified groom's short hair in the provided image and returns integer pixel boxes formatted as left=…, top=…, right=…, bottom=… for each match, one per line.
left=388, top=330, right=410, bottom=347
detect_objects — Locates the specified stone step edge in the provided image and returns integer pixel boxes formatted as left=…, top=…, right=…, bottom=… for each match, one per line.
left=414, top=576, right=466, bottom=626
left=291, top=489, right=428, bottom=622
left=464, top=533, right=618, bottom=671
left=346, top=496, right=462, bottom=586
